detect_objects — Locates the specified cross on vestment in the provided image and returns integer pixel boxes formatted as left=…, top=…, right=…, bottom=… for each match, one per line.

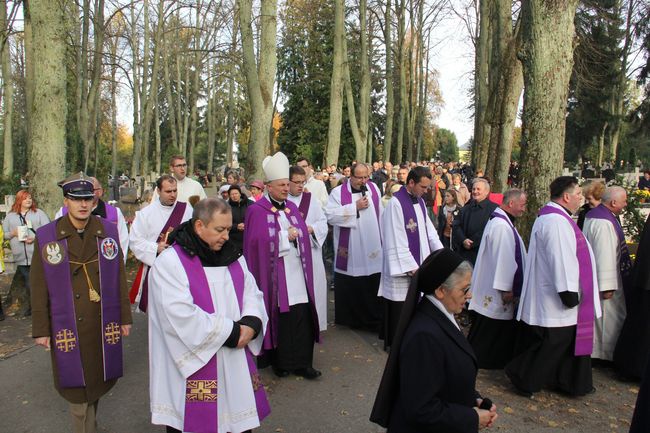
left=186, top=380, right=218, bottom=402
left=406, top=218, right=418, bottom=233
left=55, top=329, right=77, bottom=352
left=104, top=322, right=121, bottom=345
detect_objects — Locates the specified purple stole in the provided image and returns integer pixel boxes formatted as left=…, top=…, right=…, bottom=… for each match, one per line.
left=298, top=192, right=312, bottom=220
left=539, top=205, right=595, bottom=356
left=243, top=197, right=319, bottom=351
left=585, top=204, right=633, bottom=280
left=335, top=182, right=380, bottom=271
left=134, top=201, right=187, bottom=312
left=173, top=246, right=270, bottom=433
left=36, top=218, right=123, bottom=388
left=393, top=186, right=428, bottom=265
left=490, top=210, right=524, bottom=297
left=63, top=202, right=118, bottom=223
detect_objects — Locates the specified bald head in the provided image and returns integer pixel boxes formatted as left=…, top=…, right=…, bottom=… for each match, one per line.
left=90, top=177, right=102, bottom=203
left=602, top=186, right=627, bottom=215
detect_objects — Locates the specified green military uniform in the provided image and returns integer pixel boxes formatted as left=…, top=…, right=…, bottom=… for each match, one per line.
left=31, top=214, right=132, bottom=403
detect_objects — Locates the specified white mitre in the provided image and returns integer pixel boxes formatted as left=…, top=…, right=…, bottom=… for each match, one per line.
left=262, top=152, right=290, bottom=182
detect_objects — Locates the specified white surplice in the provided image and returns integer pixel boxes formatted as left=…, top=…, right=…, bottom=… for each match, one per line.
left=275, top=205, right=310, bottom=306
left=469, top=207, right=527, bottom=320
left=129, top=199, right=193, bottom=304
left=287, top=192, right=329, bottom=330
left=379, top=193, right=443, bottom=302
left=151, top=176, right=207, bottom=203
left=583, top=216, right=626, bottom=360
left=55, top=203, right=130, bottom=264
left=325, top=181, right=383, bottom=276
left=517, top=202, right=602, bottom=327
left=148, top=251, right=268, bottom=433
left=305, top=176, right=329, bottom=209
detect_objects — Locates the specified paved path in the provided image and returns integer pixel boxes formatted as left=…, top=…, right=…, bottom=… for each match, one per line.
left=0, top=294, right=640, bottom=433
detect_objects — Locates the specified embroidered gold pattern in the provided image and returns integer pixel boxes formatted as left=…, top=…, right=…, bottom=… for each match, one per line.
left=104, top=322, right=121, bottom=345
left=337, top=247, right=348, bottom=258
left=251, top=373, right=262, bottom=391
left=406, top=218, right=418, bottom=233
left=186, top=380, right=218, bottom=402
left=482, top=296, right=493, bottom=308
left=55, top=329, right=77, bottom=352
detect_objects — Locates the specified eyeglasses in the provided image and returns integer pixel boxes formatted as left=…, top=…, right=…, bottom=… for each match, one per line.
left=173, top=163, right=187, bottom=168
left=462, top=285, right=472, bottom=295
left=290, top=180, right=306, bottom=186
left=352, top=175, right=369, bottom=180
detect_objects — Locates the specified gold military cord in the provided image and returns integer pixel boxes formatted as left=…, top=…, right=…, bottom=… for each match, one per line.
left=69, top=259, right=101, bottom=302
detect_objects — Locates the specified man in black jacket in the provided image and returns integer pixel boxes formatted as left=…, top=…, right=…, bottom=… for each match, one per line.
left=451, top=178, right=498, bottom=264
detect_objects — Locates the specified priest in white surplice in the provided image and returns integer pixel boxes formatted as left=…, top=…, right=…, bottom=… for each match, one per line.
left=151, top=155, right=207, bottom=203
left=296, top=157, right=329, bottom=209
left=468, top=189, right=528, bottom=369
left=287, top=165, right=329, bottom=331
left=379, top=166, right=443, bottom=348
left=148, top=198, right=269, bottom=433
left=325, top=163, right=384, bottom=333
left=583, top=186, right=630, bottom=362
left=505, top=176, right=601, bottom=398
left=129, top=175, right=193, bottom=312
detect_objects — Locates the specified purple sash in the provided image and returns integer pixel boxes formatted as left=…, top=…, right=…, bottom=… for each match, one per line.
left=335, top=182, right=380, bottom=271
left=298, top=192, right=312, bottom=220
left=586, top=204, right=633, bottom=279
left=539, top=205, right=595, bottom=356
left=173, top=245, right=270, bottom=432
left=138, top=201, right=188, bottom=312
left=37, top=219, right=123, bottom=388
left=393, top=186, right=428, bottom=265
left=491, top=211, right=524, bottom=297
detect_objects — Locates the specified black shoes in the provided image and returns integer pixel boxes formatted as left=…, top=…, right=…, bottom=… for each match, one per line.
left=272, top=367, right=290, bottom=378
left=273, top=366, right=322, bottom=380
left=294, top=367, right=322, bottom=380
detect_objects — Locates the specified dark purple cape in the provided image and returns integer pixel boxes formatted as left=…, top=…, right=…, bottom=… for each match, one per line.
left=243, top=196, right=320, bottom=351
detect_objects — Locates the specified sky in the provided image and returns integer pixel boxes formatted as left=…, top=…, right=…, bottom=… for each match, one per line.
left=431, top=9, right=476, bottom=148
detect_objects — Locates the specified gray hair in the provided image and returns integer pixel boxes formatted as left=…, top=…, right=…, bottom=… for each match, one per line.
left=472, top=177, right=491, bottom=191
left=440, top=261, right=473, bottom=292
left=502, top=188, right=525, bottom=205
left=193, top=198, right=231, bottom=224
left=601, top=186, right=626, bottom=204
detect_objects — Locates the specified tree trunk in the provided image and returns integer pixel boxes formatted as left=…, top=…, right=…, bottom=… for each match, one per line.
left=23, top=0, right=33, bottom=161
left=519, top=0, right=579, bottom=241
left=110, top=34, right=117, bottom=178
left=473, top=0, right=491, bottom=169
left=1, top=0, right=13, bottom=176
left=30, top=0, right=67, bottom=217
left=395, top=0, right=406, bottom=164
left=129, top=1, right=141, bottom=177
left=154, top=91, right=161, bottom=174
left=325, top=0, right=344, bottom=167
left=383, top=0, right=394, bottom=162
left=225, top=14, right=237, bottom=168
left=187, top=1, right=202, bottom=175
left=79, top=0, right=105, bottom=173
left=161, top=24, right=178, bottom=152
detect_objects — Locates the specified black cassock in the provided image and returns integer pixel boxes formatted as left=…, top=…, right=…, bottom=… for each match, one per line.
left=630, top=355, right=650, bottom=432
left=614, top=215, right=650, bottom=380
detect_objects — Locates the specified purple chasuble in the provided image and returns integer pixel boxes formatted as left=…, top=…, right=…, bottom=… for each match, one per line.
left=243, top=197, right=320, bottom=352
left=298, top=192, right=312, bottom=220
left=173, top=246, right=270, bottom=433
left=335, top=182, right=380, bottom=271
left=490, top=211, right=524, bottom=297
left=138, top=201, right=188, bottom=312
left=393, top=186, right=429, bottom=265
left=37, top=218, right=123, bottom=388
left=539, top=205, right=595, bottom=356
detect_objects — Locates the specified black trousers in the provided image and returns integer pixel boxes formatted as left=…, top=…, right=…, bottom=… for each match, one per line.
left=334, top=272, right=382, bottom=332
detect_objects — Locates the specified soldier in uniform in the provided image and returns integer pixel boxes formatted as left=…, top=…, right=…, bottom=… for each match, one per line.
left=31, top=172, right=132, bottom=433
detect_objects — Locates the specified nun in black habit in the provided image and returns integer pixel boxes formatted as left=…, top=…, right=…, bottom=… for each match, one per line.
left=614, top=214, right=650, bottom=381
left=370, top=248, right=498, bottom=433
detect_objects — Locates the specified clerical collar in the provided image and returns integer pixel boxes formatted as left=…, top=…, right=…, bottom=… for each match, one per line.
left=92, top=199, right=106, bottom=218
left=502, top=209, right=516, bottom=223
left=473, top=198, right=488, bottom=208
left=350, top=186, right=364, bottom=194
left=559, top=204, right=573, bottom=216
left=269, top=197, right=286, bottom=210
left=406, top=190, right=419, bottom=204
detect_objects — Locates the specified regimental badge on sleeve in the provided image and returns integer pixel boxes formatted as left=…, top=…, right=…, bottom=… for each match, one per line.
left=100, top=238, right=119, bottom=260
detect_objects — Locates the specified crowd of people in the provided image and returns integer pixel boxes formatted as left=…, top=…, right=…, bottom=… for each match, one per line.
left=0, top=152, right=649, bottom=433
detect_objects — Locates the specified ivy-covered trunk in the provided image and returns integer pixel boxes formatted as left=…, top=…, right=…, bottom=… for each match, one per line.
left=519, top=0, right=579, bottom=241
